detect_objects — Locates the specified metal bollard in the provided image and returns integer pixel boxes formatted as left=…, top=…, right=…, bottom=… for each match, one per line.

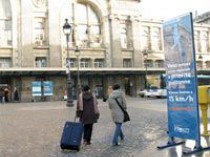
left=200, top=103, right=209, bottom=136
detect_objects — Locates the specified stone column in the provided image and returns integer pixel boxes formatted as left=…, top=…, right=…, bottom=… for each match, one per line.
left=21, top=0, right=34, bottom=67
left=131, top=16, right=143, bottom=67
left=109, top=14, right=122, bottom=67
left=103, top=15, right=112, bottom=67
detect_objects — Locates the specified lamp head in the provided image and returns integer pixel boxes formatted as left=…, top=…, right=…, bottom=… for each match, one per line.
left=63, top=19, right=71, bottom=35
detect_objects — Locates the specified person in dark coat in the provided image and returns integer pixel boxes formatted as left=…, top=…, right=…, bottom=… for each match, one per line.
left=13, top=87, right=20, bottom=102
left=0, top=88, right=3, bottom=103
left=4, top=87, right=9, bottom=103
left=77, top=85, right=100, bottom=145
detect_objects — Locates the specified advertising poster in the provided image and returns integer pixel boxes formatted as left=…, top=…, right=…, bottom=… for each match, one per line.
left=43, top=81, right=53, bottom=96
left=32, top=81, right=53, bottom=96
left=32, top=81, right=42, bottom=96
left=163, top=13, right=200, bottom=140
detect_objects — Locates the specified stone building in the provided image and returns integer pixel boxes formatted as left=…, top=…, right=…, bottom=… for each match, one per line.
left=0, top=0, right=209, bottom=102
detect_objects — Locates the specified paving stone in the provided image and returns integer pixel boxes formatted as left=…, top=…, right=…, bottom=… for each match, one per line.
left=0, top=98, right=168, bottom=157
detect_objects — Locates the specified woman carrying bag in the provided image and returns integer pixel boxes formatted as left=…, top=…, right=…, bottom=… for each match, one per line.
left=77, top=85, right=100, bottom=145
left=107, top=84, right=130, bottom=146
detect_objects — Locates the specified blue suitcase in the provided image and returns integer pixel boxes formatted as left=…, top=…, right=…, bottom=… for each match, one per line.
left=60, top=121, right=83, bottom=151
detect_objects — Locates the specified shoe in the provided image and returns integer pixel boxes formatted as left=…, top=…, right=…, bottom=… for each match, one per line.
left=83, top=139, right=87, bottom=145
left=112, top=142, right=120, bottom=146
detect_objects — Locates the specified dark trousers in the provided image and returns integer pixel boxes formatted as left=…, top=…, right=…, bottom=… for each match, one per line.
left=83, top=124, right=93, bottom=143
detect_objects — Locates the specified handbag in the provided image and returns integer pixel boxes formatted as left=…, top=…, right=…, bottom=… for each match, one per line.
left=114, top=98, right=130, bottom=122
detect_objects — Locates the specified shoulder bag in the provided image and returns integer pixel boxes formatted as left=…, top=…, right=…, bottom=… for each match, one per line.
left=114, top=98, right=130, bottom=122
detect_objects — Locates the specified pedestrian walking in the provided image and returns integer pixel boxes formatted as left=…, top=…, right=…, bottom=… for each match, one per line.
left=13, top=87, right=20, bottom=102
left=4, top=87, right=9, bottom=103
left=107, top=84, right=128, bottom=146
left=0, top=88, right=4, bottom=103
left=77, top=85, right=100, bottom=145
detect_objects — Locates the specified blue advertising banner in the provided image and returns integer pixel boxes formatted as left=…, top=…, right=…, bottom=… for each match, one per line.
left=43, top=81, right=53, bottom=96
left=32, top=81, right=53, bottom=96
left=32, top=81, right=42, bottom=96
left=163, top=13, right=200, bottom=141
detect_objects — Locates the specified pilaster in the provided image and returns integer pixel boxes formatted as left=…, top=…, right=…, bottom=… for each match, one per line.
left=109, top=14, right=122, bottom=67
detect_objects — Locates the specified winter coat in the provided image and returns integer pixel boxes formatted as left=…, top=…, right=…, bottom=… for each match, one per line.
left=77, top=92, right=100, bottom=124
left=14, top=90, right=19, bottom=101
left=108, top=89, right=127, bottom=123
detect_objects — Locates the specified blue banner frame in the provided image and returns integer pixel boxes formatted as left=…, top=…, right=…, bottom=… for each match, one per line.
left=163, top=13, right=200, bottom=142
left=32, top=81, right=42, bottom=96
left=43, top=81, right=53, bottom=96
left=32, top=81, right=53, bottom=96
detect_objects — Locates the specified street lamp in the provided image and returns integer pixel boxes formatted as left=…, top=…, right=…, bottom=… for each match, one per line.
left=143, top=50, right=148, bottom=90
left=75, top=46, right=81, bottom=97
left=63, top=19, right=73, bottom=107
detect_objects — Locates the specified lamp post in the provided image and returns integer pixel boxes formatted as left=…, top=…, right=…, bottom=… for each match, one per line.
left=75, top=46, right=81, bottom=97
left=63, top=19, right=73, bottom=107
left=143, top=50, right=148, bottom=90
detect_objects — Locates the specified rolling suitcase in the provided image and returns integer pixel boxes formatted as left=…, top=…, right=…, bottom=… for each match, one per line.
left=60, top=121, right=83, bottom=151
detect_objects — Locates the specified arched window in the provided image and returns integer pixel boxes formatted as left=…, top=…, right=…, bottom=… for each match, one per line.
left=34, top=18, right=46, bottom=45
left=0, top=0, right=12, bottom=46
left=194, top=30, right=201, bottom=52
left=201, top=31, right=209, bottom=52
left=61, top=2, right=101, bottom=48
left=120, top=23, right=127, bottom=48
left=141, top=26, right=150, bottom=49
left=151, top=27, right=162, bottom=50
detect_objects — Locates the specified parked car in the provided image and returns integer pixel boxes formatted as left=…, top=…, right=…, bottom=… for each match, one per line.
left=138, top=89, right=147, bottom=97
left=151, top=88, right=167, bottom=98
left=138, top=86, right=167, bottom=98
left=144, top=86, right=158, bottom=97
left=63, top=95, right=67, bottom=101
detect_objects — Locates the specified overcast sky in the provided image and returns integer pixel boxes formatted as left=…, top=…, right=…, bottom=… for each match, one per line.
left=139, top=0, right=210, bottom=20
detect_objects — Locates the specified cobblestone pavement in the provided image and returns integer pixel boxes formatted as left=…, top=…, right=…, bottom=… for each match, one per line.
left=0, top=97, right=209, bottom=157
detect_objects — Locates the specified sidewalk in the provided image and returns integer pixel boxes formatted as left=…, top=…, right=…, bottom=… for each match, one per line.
left=0, top=98, right=209, bottom=157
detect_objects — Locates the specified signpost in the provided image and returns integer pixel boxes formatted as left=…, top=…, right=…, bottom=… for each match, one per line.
left=158, top=12, right=210, bottom=154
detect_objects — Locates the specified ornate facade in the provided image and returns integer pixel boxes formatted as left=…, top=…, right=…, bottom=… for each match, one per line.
left=0, top=0, right=210, bottom=102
